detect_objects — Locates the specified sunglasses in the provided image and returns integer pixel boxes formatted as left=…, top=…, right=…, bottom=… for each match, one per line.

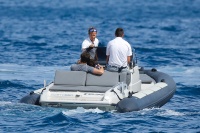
left=89, top=28, right=97, bottom=32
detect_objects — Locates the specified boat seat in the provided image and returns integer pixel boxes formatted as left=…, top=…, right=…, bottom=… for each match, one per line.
left=50, top=70, right=132, bottom=92
left=140, top=74, right=154, bottom=84
left=54, top=70, right=86, bottom=86
left=86, top=71, right=119, bottom=87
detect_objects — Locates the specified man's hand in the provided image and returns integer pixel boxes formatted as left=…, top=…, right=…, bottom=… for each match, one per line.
left=89, top=44, right=95, bottom=48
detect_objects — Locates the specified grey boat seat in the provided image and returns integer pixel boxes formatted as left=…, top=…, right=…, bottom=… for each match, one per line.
left=54, top=71, right=86, bottom=86
left=140, top=74, right=154, bottom=84
left=49, top=70, right=131, bottom=93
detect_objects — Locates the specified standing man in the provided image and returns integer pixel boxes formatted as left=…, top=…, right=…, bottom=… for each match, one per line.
left=82, top=27, right=99, bottom=60
left=106, top=28, right=132, bottom=72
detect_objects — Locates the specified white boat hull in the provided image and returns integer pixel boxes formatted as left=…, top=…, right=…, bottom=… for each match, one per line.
left=20, top=66, right=176, bottom=112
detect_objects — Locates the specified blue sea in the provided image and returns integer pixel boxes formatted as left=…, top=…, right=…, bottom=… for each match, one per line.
left=0, top=0, right=200, bottom=132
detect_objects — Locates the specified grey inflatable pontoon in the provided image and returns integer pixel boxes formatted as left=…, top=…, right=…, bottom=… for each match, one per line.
left=20, top=47, right=176, bottom=112
left=116, top=69, right=176, bottom=112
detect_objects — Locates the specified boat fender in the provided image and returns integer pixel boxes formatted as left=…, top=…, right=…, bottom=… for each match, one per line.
left=151, top=68, right=157, bottom=72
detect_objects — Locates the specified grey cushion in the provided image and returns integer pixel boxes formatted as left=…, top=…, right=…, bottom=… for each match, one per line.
left=140, top=74, right=153, bottom=83
left=50, top=85, right=111, bottom=93
left=85, top=86, right=111, bottom=92
left=86, top=71, right=119, bottom=86
left=54, top=70, right=86, bottom=85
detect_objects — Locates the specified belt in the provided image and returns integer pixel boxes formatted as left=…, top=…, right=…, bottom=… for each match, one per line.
left=118, top=66, right=127, bottom=72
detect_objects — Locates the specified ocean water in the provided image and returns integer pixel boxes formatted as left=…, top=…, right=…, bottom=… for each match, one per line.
left=0, top=0, right=200, bottom=132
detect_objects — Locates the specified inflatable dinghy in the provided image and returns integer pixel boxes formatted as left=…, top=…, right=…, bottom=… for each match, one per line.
left=20, top=47, right=176, bottom=112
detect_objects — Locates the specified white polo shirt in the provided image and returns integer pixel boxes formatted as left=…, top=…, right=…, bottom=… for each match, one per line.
left=82, top=37, right=99, bottom=50
left=106, top=37, right=132, bottom=67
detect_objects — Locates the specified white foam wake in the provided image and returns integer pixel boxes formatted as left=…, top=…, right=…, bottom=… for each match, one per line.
left=62, top=107, right=105, bottom=116
left=0, top=101, right=12, bottom=105
left=157, top=109, right=185, bottom=116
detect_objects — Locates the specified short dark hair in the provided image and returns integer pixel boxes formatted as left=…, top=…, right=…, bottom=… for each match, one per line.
left=81, top=51, right=96, bottom=67
left=115, top=28, right=124, bottom=37
left=81, top=51, right=91, bottom=64
left=88, top=27, right=97, bottom=34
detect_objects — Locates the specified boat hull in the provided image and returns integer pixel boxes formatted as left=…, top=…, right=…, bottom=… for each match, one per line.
left=19, top=68, right=176, bottom=112
left=41, top=102, right=116, bottom=111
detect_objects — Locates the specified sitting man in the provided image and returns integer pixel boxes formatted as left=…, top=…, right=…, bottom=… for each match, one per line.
left=71, top=51, right=104, bottom=75
left=106, top=28, right=132, bottom=72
